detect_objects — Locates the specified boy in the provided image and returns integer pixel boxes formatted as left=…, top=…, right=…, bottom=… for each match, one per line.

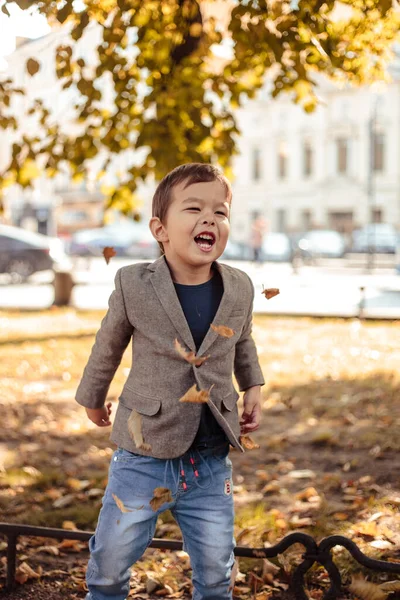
left=76, top=163, right=265, bottom=600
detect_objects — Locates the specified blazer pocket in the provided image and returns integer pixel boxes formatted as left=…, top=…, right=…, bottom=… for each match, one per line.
left=119, top=390, right=161, bottom=416
left=221, top=390, right=240, bottom=412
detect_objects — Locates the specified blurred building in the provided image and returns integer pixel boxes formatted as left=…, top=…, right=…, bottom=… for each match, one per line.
left=231, top=70, right=400, bottom=243
left=1, top=22, right=400, bottom=243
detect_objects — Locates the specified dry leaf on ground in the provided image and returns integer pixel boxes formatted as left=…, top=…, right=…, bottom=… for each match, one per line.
left=211, top=324, right=235, bottom=338
left=179, top=384, right=213, bottom=404
left=174, top=339, right=209, bottom=367
left=127, top=409, right=152, bottom=451
left=150, top=487, right=173, bottom=511
left=103, top=246, right=116, bottom=264
left=262, top=287, right=280, bottom=300
left=240, top=435, right=260, bottom=450
left=349, top=576, right=389, bottom=600
left=15, top=562, right=43, bottom=584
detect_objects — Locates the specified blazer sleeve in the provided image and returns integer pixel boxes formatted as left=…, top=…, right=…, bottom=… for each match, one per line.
left=234, top=275, right=265, bottom=391
left=75, top=268, right=134, bottom=409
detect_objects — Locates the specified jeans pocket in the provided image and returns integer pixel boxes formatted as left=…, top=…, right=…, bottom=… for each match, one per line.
left=114, top=447, right=143, bottom=462
left=213, top=449, right=232, bottom=469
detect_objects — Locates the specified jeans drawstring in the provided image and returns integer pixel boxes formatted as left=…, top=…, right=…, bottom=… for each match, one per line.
left=162, top=451, right=214, bottom=494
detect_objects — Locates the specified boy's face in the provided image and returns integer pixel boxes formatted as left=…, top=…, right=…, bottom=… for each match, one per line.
left=155, top=179, right=230, bottom=270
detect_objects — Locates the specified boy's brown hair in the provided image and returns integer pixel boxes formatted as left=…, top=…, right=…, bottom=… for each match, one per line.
left=152, top=163, right=232, bottom=253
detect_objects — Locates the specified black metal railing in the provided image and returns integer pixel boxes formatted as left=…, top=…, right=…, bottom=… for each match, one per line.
left=1, top=523, right=399, bottom=599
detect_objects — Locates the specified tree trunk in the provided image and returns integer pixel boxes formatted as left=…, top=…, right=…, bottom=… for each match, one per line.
left=52, top=271, right=75, bottom=306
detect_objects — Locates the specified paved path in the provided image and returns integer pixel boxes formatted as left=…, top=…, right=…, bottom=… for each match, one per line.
left=1, top=258, right=400, bottom=319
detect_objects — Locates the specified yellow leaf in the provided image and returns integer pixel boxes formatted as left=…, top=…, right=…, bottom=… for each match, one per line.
left=211, top=324, right=235, bottom=338
left=240, top=435, right=260, bottom=450
left=15, top=562, right=42, bottom=584
left=179, top=384, right=213, bottom=404
left=127, top=409, right=152, bottom=451
left=18, top=159, right=40, bottom=186
left=62, top=520, right=77, bottom=530
left=174, top=339, right=209, bottom=367
left=112, top=493, right=133, bottom=513
left=150, top=487, right=173, bottom=512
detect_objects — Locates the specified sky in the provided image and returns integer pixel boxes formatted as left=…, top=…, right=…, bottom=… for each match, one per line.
left=0, top=2, right=50, bottom=68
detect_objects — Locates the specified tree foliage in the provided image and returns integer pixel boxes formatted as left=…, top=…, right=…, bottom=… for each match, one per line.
left=0, top=0, right=399, bottom=212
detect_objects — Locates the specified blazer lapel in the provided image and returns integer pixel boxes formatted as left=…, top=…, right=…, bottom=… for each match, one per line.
left=196, top=261, right=237, bottom=357
left=149, top=256, right=196, bottom=351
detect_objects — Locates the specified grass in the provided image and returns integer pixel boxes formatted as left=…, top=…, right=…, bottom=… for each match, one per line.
left=0, top=310, right=399, bottom=595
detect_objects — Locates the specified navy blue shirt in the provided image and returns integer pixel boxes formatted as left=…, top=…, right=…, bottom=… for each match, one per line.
left=174, top=270, right=229, bottom=449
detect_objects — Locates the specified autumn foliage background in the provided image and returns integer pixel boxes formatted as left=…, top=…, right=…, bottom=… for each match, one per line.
left=0, top=308, right=399, bottom=599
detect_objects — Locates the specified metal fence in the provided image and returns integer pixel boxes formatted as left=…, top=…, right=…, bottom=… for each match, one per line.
left=1, top=522, right=399, bottom=599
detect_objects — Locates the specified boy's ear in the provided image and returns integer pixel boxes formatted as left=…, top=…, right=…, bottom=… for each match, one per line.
left=149, top=217, right=169, bottom=244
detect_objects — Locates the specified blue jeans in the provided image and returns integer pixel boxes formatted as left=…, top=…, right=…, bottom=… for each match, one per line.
left=85, top=444, right=235, bottom=600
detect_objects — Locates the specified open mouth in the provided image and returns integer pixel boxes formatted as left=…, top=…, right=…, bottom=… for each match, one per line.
left=194, top=232, right=216, bottom=252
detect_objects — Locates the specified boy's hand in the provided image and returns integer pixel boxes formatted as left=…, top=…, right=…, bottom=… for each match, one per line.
left=85, top=402, right=112, bottom=427
left=240, top=386, right=262, bottom=434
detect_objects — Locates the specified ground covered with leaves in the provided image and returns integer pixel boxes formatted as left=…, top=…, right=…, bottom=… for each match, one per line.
left=0, top=309, right=399, bottom=599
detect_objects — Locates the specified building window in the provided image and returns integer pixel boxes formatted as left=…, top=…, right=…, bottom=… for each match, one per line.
left=276, top=208, right=287, bottom=233
left=336, top=138, right=348, bottom=174
left=302, top=209, right=312, bottom=231
left=328, top=211, right=354, bottom=234
left=278, top=141, right=288, bottom=179
left=303, top=140, right=313, bottom=177
left=373, top=132, right=384, bottom=172
left=372, top=208, right=383, bottom=223
left=252, top=148, right=261, bottom=181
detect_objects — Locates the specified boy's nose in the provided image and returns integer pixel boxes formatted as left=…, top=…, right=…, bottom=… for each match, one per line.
left=202, top=217, right=215, bottom=226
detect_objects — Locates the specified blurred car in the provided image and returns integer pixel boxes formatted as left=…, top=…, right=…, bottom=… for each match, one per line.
left=295, top=230, right=346, bottom=260
left=261, top=233, right=292, bottom=262
left=68, top=222, right=159, bottom=259
left=221, top=240, right=253, bottom=261
left=351, top=224, right=398, bottom=254
left=0, top=224, right=70, bottom=283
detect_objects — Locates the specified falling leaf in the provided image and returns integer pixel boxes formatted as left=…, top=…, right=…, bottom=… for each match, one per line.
left=150, top=487, right=173, bottom=511
left=127, top=409, right=152, bottom=451
left=349, top=576, right=388, bottom=600
left=262, top=287, right=280, bottom=300
left=174, top=339, right=209, bottom=367
left=211, top=324, right=235, bottom=338
left=103, top=246, right=116, bottom=264
left=112, top=493, right=133, bottom=513
left=240, top=435, right=260, bottom=450
left=179, top=384, right=213, bottom=404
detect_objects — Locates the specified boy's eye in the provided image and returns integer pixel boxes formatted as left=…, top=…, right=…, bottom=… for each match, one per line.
left=216, top=211, right=227, bottom=216
left=186, top=207, right=200, bottom=211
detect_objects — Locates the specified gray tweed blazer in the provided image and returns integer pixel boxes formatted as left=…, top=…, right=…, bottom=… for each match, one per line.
left=75, top=256, right=265, bottom=458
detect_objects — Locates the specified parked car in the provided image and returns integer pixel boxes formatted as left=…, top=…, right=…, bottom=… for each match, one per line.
left=261, top=233, right=292, bottom=262
left=68, top=222, right=159, bottom=259
left=0, top=224, right=70, bottom=283
left=221, top=240, right=253, bottom=261
left=294, top=230, right=346, bottom=260
left=351, top=224, right=399, bottom=254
